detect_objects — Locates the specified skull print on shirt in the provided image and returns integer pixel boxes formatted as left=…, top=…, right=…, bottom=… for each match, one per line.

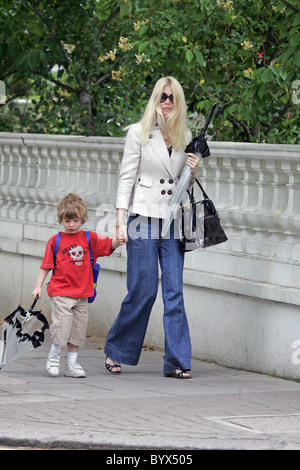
left=69, top=245, right=84, bottom=265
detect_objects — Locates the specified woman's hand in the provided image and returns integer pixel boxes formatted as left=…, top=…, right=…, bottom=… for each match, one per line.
left=115, top=209, right=128, bottom=244
left=116, top=222, right=128, bottom=245
left=185, top=153, right=200, bottom=180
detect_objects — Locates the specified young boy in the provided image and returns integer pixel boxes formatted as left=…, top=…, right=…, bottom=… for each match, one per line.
left=32, top=193, right=120, bottom=378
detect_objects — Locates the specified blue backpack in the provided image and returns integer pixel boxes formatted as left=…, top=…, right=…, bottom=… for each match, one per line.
left=53, top=231, right=100, bottom=303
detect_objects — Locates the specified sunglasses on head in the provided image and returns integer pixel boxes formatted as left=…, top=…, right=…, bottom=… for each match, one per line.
left=160, top=92, right=174, bottom=104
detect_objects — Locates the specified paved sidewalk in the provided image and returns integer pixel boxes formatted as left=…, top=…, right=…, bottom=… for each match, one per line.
left=1, top=335, right=300, bottom=450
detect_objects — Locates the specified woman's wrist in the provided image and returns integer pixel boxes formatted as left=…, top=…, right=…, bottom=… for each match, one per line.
left=115, top=221, right=127, bottom=228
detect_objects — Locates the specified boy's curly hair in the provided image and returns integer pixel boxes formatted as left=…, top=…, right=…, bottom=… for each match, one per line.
left=57, top=193, right=88, bottom=224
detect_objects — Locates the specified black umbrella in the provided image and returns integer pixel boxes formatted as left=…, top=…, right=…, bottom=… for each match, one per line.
left=0, top=296, right=49, bottom=369
left=185, top=103, right=221, bottom=158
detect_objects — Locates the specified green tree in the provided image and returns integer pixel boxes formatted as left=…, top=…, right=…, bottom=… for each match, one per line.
left=0, top=0, right=299, bottom=143
left=0, top=0, right=141, bottom=135
left=126, top=0, right=300, bottom=143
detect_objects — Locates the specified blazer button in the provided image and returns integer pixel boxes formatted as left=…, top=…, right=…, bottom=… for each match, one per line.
left=160, top=179, right=165, bottom=184
left=169, top=179, right=173, bottom=184
left=168, top=190, right=172, bottom=195
left=161, top=190, right=166, bottom=195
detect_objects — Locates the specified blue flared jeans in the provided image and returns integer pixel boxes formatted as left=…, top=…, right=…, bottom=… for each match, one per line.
left=104, top=216, right=191, bottom=374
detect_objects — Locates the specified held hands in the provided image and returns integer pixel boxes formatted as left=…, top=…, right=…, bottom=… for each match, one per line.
left=185, top=153, right=200, bottom=180
left=115, top=222, right=128, bottom=245
left=115, top=209, right=128, bottom=245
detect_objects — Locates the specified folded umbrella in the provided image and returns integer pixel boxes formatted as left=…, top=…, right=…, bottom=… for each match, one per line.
left=160, top=165, right=192, bottom=240
left=0, top=295, right=49, bottom=370
left=185, top=103, right=221, bottom=158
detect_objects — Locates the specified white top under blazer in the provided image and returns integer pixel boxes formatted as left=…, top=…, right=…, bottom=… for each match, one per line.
left=116, top=123, right=191, bottom=219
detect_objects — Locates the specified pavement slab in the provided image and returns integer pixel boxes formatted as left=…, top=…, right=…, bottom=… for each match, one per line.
left=0, top=336, right=300, bottom=452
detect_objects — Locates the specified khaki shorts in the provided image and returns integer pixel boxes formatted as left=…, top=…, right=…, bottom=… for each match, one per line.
left=50, top=296, right=89, bottom=347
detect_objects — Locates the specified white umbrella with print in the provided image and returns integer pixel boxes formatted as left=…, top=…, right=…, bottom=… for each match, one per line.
left=0, top=296, right=49, bottom=369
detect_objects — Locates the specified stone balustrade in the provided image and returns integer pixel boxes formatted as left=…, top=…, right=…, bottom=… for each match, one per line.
left=0, top=132, right=300, bottom=379
left=0, top=133, right=123, bottom=225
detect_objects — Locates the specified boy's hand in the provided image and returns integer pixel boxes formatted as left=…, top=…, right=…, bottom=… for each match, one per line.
left=32, top=287, right=42, bottom=299
left=116, top=223, right=128, bottom=245
left=112, top=237, right=124, bottom=248
left=32, top=268, right=51, bottom=299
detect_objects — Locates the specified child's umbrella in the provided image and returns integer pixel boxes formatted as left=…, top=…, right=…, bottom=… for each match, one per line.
left=0, top=295, right=49, bottom=370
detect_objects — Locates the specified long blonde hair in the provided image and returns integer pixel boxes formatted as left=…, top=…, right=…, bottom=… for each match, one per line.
left=138, top=76, right=190, bottom=151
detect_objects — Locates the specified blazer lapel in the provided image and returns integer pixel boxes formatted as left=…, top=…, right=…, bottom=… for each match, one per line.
left=170, top=147, right=186, bottom=178
left=148, top=129, right=173, bottom=177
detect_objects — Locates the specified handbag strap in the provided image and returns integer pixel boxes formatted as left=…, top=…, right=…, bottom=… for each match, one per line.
left=187, top=178, right=209, bottom=202
left=195, top=178, right=209, bottom=199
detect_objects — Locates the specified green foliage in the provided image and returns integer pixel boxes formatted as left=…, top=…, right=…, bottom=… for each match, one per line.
left=0, top=0, right=299, bottom=142
left=128, top=0, right=300, bottom=142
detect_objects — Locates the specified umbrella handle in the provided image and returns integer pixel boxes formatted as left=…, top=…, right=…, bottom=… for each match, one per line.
left=202, top=103, right=221, bottom=134
left=29, top=295, right=39, bottom=312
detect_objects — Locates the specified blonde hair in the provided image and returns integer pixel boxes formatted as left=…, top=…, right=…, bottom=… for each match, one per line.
left=138, top=76, right=190, bottom=151
left=57, top=193, right=88, bottom=224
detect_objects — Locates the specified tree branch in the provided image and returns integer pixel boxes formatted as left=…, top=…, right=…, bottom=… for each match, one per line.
left=99, top=7, right=120, bottom=35
left=94, top=72, right=112, bottom=87
left=0, top=92, right=25, bottom=108
left=34, top=71, right=79, bottom=95
left=281, top=0, right=299, bottom=13
left=228, top=117, right=251, bottom=141
left=266, top=100, right=292, bottom=133
left=88, top=7, right=120, bottom=65
left=49, top=76, right=79, bottom=95
left=26, top=0, right=72, bottom=66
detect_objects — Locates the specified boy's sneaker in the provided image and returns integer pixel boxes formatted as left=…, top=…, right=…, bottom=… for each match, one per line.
left=64, top=362, right=86, bottom=378
left=46, top=353, right=60, bottom=376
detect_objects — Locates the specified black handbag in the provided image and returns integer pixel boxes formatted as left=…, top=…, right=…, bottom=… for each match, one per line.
left=179, top=178, right=228, bottom=252
left=185, top=103, right=221, bottom=158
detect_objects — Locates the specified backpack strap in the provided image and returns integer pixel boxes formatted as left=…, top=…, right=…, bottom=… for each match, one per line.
left=85, top=231, right=93, bottom=268
left=53, top=232, right=61, bottom=267
left=47, top=232, right=61, bottom=285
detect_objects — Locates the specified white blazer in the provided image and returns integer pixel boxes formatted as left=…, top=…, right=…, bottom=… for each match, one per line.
left=116, top=123, right=191, bottom=219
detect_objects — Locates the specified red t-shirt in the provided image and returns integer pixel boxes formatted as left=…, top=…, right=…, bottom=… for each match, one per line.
left=40, top=230, right=113, bottom=298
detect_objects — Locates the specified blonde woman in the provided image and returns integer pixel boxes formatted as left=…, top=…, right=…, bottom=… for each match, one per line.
left=104, top=77, right=199, bottom=379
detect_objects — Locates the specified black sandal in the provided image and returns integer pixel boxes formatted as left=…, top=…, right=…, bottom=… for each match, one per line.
left=164, top=368, right=192, bottom=379
left=105, top=358, right=122, bottom=374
